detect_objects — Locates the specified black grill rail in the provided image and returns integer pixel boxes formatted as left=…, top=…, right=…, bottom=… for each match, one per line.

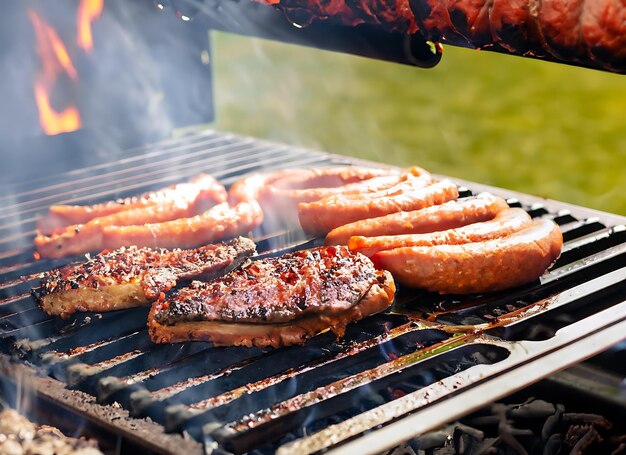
left=0, top=130, right=625, bottom=454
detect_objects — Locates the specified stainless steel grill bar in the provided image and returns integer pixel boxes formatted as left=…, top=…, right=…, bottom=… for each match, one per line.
left=296, top=299, right=626, bottom=455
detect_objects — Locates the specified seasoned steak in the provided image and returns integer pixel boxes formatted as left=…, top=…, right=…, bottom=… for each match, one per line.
left=154, top=246, right=382, bottom=325
left=149, top=246, right=396, bottom=347
left=35, top=237, right=256, bottom=318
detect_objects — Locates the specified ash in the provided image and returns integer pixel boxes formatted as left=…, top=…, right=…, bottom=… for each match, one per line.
left=0, top=408, right=103, bottom=455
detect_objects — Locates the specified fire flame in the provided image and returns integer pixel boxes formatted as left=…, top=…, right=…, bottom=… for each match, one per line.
left=28, top=9, right=81, bottom=136
left=28, top=1, right=103, bottom=136
left=77, top=0, right=104, bottom=52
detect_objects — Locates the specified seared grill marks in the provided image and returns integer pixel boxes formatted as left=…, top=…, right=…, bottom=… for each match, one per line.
left=155, top=246, right=378, bottom=324
left=149, top=246, right=396, bottom=347
left=35, top=237, right=256, bottom=318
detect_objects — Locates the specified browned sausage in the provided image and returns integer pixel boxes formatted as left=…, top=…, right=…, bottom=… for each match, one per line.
left=227, top=166, right=402, bottom=205
left=228, top=166, right=403, bottom=226
left=299, top=179, right=458, bottom=236
left=38, top=174, right=227, bottom=235
left=349, top=207, right=531, bottom=257
left=35, top=201, right=263, bottom=258
left=325, top=192, right=509, bottom=245
left=102, top=201, right=263, bottom=251
left=373, top=218, right=563, bottom=294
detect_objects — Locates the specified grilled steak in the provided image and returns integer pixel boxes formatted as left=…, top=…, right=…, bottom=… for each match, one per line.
left=35, top=237, right=256, bottom=319
left=149, top=246, right=396, bottom=347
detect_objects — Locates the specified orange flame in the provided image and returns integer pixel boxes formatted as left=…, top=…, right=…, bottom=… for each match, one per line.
left=28, top=9, right=81, bottom=135
left=77, top=0, right=104, bottom=52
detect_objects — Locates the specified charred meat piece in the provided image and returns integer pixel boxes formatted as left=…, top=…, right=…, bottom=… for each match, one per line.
left=149, top=246, right=396, bottom=347
left=35, top=237, right=256, bottom=319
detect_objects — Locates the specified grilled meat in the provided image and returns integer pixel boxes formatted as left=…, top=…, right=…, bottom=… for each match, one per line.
left=228, top=166, right=401, bottom=226
left=35, top=201, right=263, bottom=259
left=37, top=174, right=227, bottom=235
left=35, top=237, right=256, bottom=318
left=373, top=218, right=563, bottom=294
left=149, top=246, right=396, bottom=347
left=325, top=192, right=510, bottom=245
left=299, top=177, right=458, bottom=235
left=253, top=0, right=418, bottom=33
left=228, top=166, right=401, bottom=205
left=349, top=207, right=532, bottom=257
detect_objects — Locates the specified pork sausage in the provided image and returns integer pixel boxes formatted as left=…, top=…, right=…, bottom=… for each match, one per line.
left=38, top=174, right=227, bottom=235
left=325, top=192, right=509, bottom=245
left=349, top=207, right=532, bottom=257
left=299, top=179, right=458, bottom=236
left=373, top=218, right=562, bottom=294
left=228, top=166, right=403, bottom=226
left=227, top=166, right=402, bottom=205
left=35, top=201, right=263, bottom=258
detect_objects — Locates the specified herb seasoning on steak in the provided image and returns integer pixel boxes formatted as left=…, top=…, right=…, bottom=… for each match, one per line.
left=149, top=246, right=395, bottom=347
left=35, top=237, right=256, bottom=318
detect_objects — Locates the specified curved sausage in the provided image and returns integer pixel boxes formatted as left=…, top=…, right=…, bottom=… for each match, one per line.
left=38, top=174, right=227, bottom=235
left=41, top=183, right=227, bottom=246
left=349, top=207, right=531, bottom=257
left=299, top=178, right=457, bottom=236
left=321, top=166, right=431, bottom=201
left=35, top=202, right=263, bottom=258
left=228, top=166, right=404, bottom=226
left=103, top=202, right=263, bottom=251
left=227, top=166, right=402, bottom=205
left=373, top=218, right=563, bottom=294
left=325, top=192, right=509, bottom=245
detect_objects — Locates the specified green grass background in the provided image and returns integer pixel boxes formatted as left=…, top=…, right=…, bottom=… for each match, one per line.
left=212, top=32, right=626, bottom=215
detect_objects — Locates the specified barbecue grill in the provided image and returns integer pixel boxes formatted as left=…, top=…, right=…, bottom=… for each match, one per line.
left=1, top=2, right=626, bottom=454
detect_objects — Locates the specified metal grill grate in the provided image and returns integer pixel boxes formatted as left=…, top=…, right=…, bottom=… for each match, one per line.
left=1, top=130, right=625, bottom=455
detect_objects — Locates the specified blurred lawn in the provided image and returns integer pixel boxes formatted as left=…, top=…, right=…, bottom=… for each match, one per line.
left=212, top=32, right=626, bottom=215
